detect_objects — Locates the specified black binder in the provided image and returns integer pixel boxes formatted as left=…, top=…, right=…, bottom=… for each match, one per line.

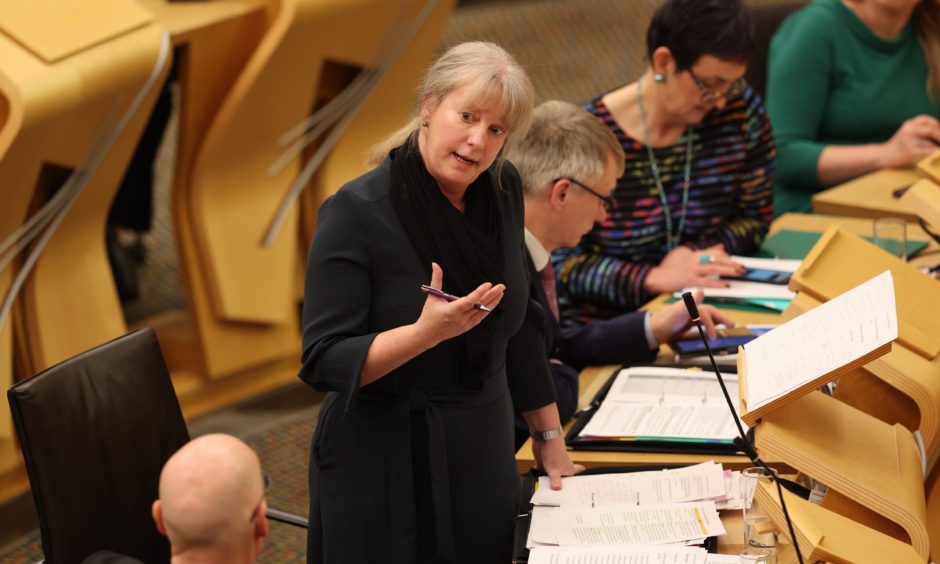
left=564, top=365, right=748, bottom=456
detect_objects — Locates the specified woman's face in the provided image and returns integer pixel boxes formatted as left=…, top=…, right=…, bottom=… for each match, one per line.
left=418, top=84, right=508, bottom=195
left=663, top=54, right=748, bottom=125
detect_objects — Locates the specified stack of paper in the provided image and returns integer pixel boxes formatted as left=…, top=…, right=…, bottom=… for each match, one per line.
left=527, top=463, right=739, bottom=551
left=527, top=547, right=740, bottom=564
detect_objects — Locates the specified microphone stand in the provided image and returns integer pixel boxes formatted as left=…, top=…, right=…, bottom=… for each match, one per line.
left=681, top=292, right=805, bottom=564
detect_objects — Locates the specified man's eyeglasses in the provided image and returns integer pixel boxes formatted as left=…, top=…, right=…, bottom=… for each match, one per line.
left=554, top=177, right=614, bottom=211
left=687, top=69, right=746, bottom=103
left=249, top=474, right=271, bottom=523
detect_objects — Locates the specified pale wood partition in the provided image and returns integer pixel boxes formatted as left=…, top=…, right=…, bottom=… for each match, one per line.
left=755, top=391, right=930, bottom=558
left=0, top=0, right=169, bottom=490
left=783, top=227, right=940, bottom=465
left=151, top=0, right=456, bottom=382
left=757, top=478, right=925, bottom=563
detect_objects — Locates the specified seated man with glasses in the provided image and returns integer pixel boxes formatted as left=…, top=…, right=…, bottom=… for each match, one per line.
left=152, top=434, right=270, bottom=563
left=508, top=100, right=732, bottom=450
left=553, top=0, right=776, bottom=331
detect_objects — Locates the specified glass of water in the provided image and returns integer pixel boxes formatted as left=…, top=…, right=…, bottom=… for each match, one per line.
left=872, top=216, right=908, bottom=260
left=740, top=466, right=778, bottom=564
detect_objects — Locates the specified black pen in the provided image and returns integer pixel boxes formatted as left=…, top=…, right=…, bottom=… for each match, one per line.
left=420, top=284, right=493, bottom=313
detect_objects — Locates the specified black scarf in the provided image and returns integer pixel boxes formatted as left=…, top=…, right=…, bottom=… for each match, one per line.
left=390, top=136, right=505, bottom=389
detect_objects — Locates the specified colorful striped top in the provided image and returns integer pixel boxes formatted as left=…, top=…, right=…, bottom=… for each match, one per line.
left=553, top=87, right=776, bottom=326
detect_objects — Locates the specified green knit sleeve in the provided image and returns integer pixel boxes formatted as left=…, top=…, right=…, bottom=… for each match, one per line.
left=766, top=8, right=833, bottom=190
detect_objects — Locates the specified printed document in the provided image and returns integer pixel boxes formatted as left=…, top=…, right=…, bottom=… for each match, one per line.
left=547, top=502, right=725, bottom=546
left=531, top=462, right=727, bottom=508
left=579, top=367, right=744, bottom=441
left=527, top=546, right=709, bottom=564
left=744, top=270, right=898, bottom=412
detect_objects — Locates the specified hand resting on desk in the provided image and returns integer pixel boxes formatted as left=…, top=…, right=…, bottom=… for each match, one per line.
left=645, top=244, right=745, bottom=294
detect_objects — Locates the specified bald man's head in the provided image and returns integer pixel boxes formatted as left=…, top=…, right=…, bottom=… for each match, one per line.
left=152, top=434, right=268, bottom=559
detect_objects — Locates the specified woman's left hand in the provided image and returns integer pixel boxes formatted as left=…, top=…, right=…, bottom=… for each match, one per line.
left=532, top=437, right=584, bottom=490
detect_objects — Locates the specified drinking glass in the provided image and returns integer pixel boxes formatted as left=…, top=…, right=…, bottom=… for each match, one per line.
left=872, top=217, right=908, bottom=260
left=740, top=466, right=778, bottom=564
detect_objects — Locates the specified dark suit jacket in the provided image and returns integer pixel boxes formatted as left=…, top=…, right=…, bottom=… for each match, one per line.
left=514, top=250, right=657, bottom=449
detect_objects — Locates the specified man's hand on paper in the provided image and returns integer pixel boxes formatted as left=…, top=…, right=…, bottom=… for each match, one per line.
left=533, top=437, right=584, bottom=490
left=650, top=288, right=735, bottom=343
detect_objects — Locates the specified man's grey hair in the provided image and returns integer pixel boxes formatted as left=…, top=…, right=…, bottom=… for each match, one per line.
left=508, top=100, right=625, bottom=197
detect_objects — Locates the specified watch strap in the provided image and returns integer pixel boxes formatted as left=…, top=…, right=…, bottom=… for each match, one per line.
left=530, top=425, right=564, bottom=441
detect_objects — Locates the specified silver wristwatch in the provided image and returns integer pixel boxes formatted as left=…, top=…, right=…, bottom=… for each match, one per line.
left=530, top=425, right=564, bottom=441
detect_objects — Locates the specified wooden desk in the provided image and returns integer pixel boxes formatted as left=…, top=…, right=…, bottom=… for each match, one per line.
left=773, top=212, right=940, bottom=274
left=812, top=167, right=921, bottom=222
left=515, top=213, right=928, bottom=475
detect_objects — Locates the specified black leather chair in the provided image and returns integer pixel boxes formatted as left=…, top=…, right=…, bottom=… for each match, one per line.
left=8, top=329, right=185, bottom=562
left=745, top=1, right=808, bottom=101
left=8, top=328, right=306, bottom=563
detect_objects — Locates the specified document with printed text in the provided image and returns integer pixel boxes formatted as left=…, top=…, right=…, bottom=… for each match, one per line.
left=744, top=270, right=897, bottom=415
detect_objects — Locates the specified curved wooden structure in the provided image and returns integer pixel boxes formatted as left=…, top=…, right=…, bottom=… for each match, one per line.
left=756, top=391, right=930, bottom=559
left=162, top=0, right=454, bottom=378
left=783, top=228, right=940, bottom=464
left=0, top=0, right=170, bottom=480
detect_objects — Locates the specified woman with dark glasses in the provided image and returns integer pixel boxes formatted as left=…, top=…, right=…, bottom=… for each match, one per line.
left=553, top=0, right=776, bottom=327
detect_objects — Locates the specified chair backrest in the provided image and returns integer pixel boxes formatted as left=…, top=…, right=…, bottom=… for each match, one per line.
left=7, top=328, right=189, bottom=563
left=745, top=1, right=807, bottom=101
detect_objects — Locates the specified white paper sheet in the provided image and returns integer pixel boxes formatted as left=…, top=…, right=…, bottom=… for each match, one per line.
left=579, top=368, right=743, bottom=441
left=744, top=270, right=898, bottom=412
left=679, top=279, right=795, bottom=301
left=531, top=462, right=727, bottom=508
left=527, top=545, right=709, bottom=564
left=732, top=256, right=802, bottom=272
left=705, top=555, right=744, bottom=564
left=548, top=502, right=726, bottom=546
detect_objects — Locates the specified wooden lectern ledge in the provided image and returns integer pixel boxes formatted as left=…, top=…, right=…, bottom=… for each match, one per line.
left=782, top=227, right=940, bottom=465
left=785, top=291, right=940, bottom=471
left=755, top=391, right=929, bottom=558
left=757, top=480, right=925, bottom=563
left=811, top=149, right=940, bottom=222
left=790, top=226, right=940, bottom=360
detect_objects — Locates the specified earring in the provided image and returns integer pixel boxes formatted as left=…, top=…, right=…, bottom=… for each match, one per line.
left=653, top=73, right=665, bottom=83
left=420, top=120, right=429, bottom=127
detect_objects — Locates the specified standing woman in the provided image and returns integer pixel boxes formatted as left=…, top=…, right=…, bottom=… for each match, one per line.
left=768, top=0, right=940, bottom=215
left=300, top=42, right=581, bottom=564
left=554, top=0, right=776, bottom=328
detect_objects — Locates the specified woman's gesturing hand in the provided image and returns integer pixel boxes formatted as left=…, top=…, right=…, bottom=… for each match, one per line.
left=414, top=262, right=505, bottom=347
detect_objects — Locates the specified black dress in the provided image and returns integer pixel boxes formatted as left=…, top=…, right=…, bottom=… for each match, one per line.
left=300, top=158, right=554, bottom=563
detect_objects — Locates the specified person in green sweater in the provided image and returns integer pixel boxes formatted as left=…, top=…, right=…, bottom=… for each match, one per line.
left=767, top=0, right=940, bottom=215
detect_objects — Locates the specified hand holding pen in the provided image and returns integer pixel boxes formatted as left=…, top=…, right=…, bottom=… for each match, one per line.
left=413, top=263, right=504, bottom=346
left=420, top=285, right=492, bottom=312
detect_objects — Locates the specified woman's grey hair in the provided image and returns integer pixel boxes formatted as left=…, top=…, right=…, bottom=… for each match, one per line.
left=508, top=100, right=625, bottom=197
left=368, top=41, right=534, bottom=171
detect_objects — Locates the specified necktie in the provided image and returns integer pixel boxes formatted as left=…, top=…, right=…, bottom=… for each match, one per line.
left=539, top=265, right=560, bottom=320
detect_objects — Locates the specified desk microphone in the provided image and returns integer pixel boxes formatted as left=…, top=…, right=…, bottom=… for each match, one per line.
left=682, top=291, right=805, bottom=564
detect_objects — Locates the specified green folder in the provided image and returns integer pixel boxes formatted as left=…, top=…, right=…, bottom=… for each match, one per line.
left=753, top=229, right=929, bottom=260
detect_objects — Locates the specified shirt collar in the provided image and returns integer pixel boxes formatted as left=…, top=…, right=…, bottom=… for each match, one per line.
left=524, top=228, right=551, bottom=271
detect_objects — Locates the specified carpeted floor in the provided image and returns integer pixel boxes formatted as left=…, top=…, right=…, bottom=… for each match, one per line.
left=0, top=390, right=319, bottom=563
left=0, top=0, right=790, bottom=561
